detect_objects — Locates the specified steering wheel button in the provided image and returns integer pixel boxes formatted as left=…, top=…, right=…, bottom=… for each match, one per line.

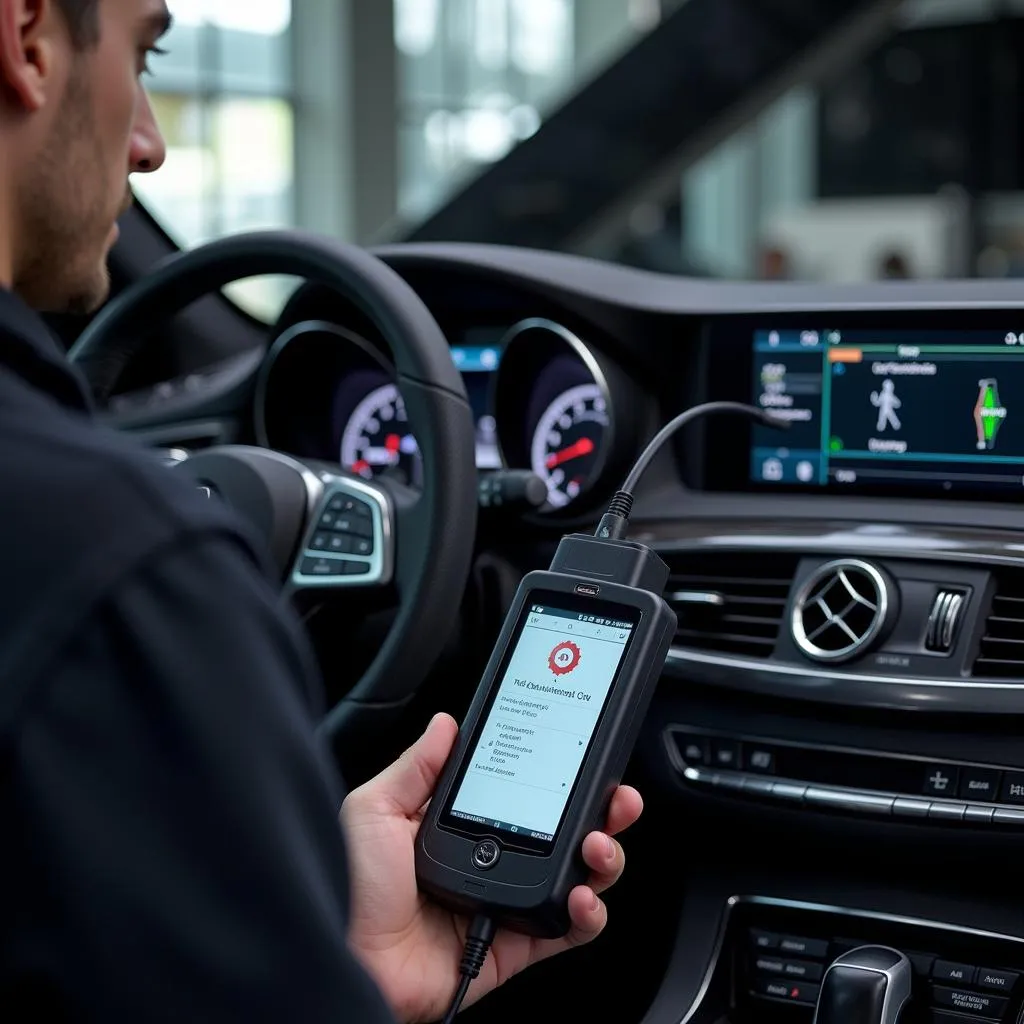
left=345, top=561, right=371, bottom=576
left=309, top=532, right=331, bottom=551
left=333, top=515, right=374, bottom=539
left=300, top=557, right=346, bottom=578
left=318, top=511, right=338, bottom=529
left=328, top=534, right=353, bottom=553
left=353, top=537, right=374, bottom=556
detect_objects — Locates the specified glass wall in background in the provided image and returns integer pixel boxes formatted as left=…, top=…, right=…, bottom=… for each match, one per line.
left=130, top=0, right=1024, bottom=303
left=394, top=0, right=659, bottom=223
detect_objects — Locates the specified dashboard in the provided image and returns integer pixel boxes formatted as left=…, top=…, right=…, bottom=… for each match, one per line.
left=253, top=300, right=650, bottom=518
left=109, top=241, right=1024, bottom=1024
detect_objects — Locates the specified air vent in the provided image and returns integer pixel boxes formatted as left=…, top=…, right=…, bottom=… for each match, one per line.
left=664, top=551, right=800, bottom=658
left=973, top=573, right=1024, bottom=679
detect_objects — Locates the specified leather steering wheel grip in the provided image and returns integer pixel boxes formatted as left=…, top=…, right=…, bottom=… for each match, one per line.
left=68, top=231, right=478, bottom=736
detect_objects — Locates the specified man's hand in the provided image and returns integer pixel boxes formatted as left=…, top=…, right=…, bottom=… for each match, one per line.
left=341, top=713, right=643, bottom=1023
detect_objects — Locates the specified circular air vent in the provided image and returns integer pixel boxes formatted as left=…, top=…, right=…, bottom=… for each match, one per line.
left=791, top=559, right=891, bottom=663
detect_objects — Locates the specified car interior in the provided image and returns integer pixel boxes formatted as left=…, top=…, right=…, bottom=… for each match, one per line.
left=43, top=0, right=1024, bottom=1021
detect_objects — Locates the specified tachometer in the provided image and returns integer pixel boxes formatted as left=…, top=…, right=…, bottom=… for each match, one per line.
left=340, top=383, right=422, bottom=486
left=530, top=383, right=609, bottom=508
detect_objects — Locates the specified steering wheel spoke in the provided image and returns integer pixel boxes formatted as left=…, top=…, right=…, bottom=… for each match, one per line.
left=288, top=471, right=394, bottom=592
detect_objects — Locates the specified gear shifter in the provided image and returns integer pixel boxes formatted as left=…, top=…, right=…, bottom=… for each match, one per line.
left=813, top=946, right=912, bottom=1024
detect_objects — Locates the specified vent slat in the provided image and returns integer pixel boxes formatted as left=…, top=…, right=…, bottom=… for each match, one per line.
left=972, top=574, right=1024, bottom=679
left=663, top=552, right=799, bottom=659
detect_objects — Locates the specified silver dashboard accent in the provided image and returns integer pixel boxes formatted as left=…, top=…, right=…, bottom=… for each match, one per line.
left=791, top=559, right=889, bottom=663
left=926, top=588, right=967, bottom=653
left=493, top=317, right=615, bottom=486
left=664, top=645, right=1024, bottom=714
left=668, top=590, right=725, bottom=607
left=680, top=763, right=1024, bottom=827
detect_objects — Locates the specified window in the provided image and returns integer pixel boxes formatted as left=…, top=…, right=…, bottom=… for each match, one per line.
left=133, top=1, right=295, bottom=319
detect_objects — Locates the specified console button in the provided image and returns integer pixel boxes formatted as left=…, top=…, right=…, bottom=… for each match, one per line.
left=753, top=955, right=785, bottom=975
left=959, top=767, right=1001, bottom=802
left=782, top=960, right=823, bottom=982
left=993, top=807, right=1024, bottom=826
left=999, top=771, right=1024, bottom=805
left=750, top=929, right=780, bottom=951
left=756, top=978, right=820, bottom=1004
left=932, top=985, right=1007, bottom=1018
left=744, top=745, right=775, bottom=773
left=675, top=734, right=709, bottom=766
left=933, top=961, right=975, bottom=985
left=977, top=968, right=1018, bottom=992
left=965, top=805, right=995, bottom=825
left=923, top=765, right=959, bottom=797
left=927, top=802, right=965, bottom=822
left=893, top=797, right=931, bottom=818
left=778, top=935, right=829, bottom=959
left=711, top=739, right=740, bottom=770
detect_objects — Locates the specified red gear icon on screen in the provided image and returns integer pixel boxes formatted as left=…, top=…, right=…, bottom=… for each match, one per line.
left=549, top=640, right=581, bottom=676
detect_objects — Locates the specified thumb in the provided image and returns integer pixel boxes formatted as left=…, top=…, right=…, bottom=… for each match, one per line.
left=365, top=712, right=459, bottom=817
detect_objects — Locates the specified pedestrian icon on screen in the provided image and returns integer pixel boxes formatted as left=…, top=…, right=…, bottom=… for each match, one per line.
left=870, top=378, right=902, bottom=432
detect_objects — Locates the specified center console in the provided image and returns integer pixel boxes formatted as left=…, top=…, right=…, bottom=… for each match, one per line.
left=680, top=897, right=1024, bottom=1024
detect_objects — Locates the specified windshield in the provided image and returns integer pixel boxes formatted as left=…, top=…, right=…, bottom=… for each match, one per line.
left=134, top=0, right=1024, bottom=319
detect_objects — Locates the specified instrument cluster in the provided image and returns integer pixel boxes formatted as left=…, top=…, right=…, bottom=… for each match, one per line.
left=254, top=316, right=643, bottom=516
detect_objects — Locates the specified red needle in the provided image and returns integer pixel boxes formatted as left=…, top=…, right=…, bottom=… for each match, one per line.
left=385, top=434, right=401, bottom=454
left=546, top=436, right=595, bottom=470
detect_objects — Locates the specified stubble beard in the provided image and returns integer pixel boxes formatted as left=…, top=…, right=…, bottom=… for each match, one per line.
left=14, top=61, right=120, bottom=315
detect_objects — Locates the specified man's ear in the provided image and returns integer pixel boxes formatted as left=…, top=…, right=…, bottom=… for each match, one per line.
left=0, top=0, right=62, bottom=112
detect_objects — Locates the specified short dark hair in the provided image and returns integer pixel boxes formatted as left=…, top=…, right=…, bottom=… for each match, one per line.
left=56, top=0, right=100, bottom=48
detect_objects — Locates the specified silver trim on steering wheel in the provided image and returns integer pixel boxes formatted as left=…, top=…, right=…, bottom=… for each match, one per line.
left=290, top=471, right=393, bottom=589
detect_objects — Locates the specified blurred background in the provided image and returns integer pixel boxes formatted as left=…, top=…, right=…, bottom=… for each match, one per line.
left=134, top=0, right=1024, bottom=317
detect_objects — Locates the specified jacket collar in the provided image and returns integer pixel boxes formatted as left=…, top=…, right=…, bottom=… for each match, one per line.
left=0, top=289, right=94, bottom=413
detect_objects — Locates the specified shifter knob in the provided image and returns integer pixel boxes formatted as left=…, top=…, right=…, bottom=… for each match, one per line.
left=813, top=946, right=912, bottom=1024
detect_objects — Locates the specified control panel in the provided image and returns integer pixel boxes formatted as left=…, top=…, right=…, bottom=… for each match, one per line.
left=676, top=898, right=1024, bottom=1024
left=667, top=727, right=1024, bottom=826
left=728, top=900, right=1024, bottom=1023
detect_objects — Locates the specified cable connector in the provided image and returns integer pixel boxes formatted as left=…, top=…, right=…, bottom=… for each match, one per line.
left=441, top=914, right=496, bottom=1024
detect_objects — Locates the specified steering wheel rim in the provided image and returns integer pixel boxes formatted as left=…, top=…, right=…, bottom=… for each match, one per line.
left=69, top=230, right=478, bottom=742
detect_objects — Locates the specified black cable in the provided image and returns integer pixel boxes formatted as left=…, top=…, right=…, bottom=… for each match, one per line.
left=594, top=401, right=790, bottom=541
left=441, top=914, right=497, bottom=1024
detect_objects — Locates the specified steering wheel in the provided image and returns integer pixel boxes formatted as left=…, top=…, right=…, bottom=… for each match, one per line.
left=68, top=230, right=478, bottom=746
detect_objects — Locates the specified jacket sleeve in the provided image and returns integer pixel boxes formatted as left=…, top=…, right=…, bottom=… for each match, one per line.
left=5, top=531, right=396, bottom=1022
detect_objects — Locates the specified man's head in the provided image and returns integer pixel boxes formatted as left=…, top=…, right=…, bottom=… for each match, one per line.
left=0, top=0, right=169, bottom=313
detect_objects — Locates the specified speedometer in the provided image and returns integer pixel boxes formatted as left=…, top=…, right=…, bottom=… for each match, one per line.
left=530, top=383, right=609, bottom=508
left=340, top=383, right=422, bottom=486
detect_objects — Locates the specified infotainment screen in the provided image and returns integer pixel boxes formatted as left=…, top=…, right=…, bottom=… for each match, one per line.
left=749, top=327, right=1024, bottom=495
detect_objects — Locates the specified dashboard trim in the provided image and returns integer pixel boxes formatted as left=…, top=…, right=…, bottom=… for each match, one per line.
left=664, top=647, right=1024, bottom=713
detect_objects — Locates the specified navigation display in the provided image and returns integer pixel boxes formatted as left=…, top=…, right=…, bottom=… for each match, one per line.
left=750, top=327, right=1024, bottom=494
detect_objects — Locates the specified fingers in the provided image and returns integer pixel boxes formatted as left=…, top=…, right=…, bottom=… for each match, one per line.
left=605, top=785, right=643, bottom=837
left=351, top=713, right=459, bottom=817
left=579, top=786, right=642, bottom=894
left=581, top=831, right=624, bottom=895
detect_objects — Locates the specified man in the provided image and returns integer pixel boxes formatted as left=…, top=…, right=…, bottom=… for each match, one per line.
left=0, top=1, right=642, bottom=1020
